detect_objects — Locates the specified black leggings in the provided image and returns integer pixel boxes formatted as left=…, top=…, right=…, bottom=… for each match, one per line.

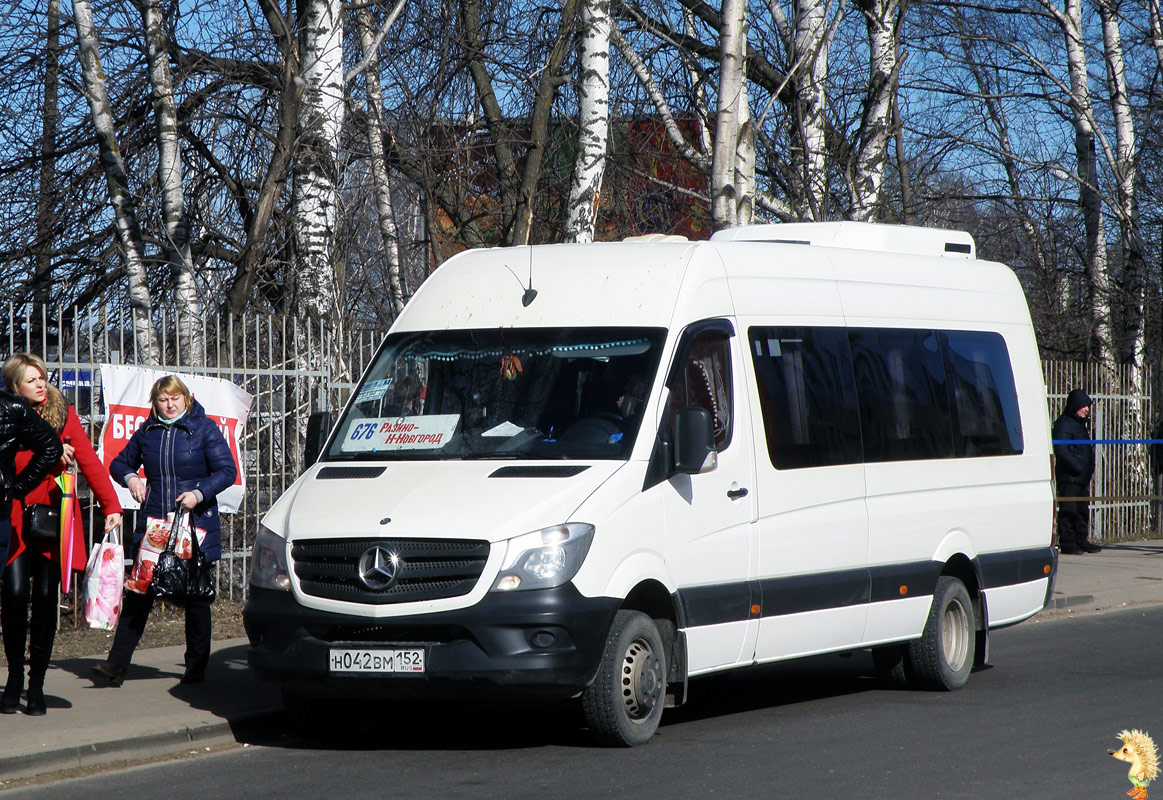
left=1, top=546, right=60, bottom=681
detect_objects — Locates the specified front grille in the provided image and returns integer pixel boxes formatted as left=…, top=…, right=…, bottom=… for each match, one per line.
left=292, top=538, right=490, bottom=605
left=310, top=624, right=465, bottom=645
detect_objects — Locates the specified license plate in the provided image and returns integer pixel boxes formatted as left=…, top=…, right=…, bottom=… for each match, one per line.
left=329, top=648, right=425, bottom=673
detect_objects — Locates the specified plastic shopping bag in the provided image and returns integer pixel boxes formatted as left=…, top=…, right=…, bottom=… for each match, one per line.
left=83, top=528, right=124, bottom=630
left=125, top=509, right=206, bottom=594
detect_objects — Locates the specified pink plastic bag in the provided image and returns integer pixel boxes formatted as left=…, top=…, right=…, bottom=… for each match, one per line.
left=83, top=528, right=124, bottom=631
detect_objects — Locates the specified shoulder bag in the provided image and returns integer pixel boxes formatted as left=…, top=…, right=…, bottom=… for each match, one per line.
left=150, top=508, right=216, bottom=604
left=22, top=504, right=60, bottom=547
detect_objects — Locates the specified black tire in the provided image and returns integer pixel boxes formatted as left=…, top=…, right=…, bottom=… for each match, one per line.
left=582, top=610, right=667, bottom=747
left=907, top=575, right=975, bottom=691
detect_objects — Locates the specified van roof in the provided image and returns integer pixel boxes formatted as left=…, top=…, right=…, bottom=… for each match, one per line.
left=711, top=221, right=975, bottom=259
left=393, top=223, right=1004, bottom=334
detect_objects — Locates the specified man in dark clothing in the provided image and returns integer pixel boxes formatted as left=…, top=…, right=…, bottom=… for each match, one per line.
left=1053, top=388, right=1099, bottom=554
left=0, top=387, right=65, bottom=563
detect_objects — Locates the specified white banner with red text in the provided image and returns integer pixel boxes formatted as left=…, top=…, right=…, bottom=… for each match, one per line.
left=97, top=365, right=253, bottom=513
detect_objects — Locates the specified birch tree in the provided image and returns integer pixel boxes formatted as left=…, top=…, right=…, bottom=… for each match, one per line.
left=1097, top=0, right=1145, bottom=370
left=790, top=0, right=835, bottom=220
left=32, top=0, right=60, bottom=310
left=847, top=0, right=902, bottom=221
left=291, top=0, right=345, bottom=327
left=136, top=0, right=202, bottom=365
left=1045, top=0, right=1113, bottom=362
left=565, top=0, right=612, bottom=242
left=71, top=0, right=160, bottom=364
left=711, top=0, right=748, bottom=228
left=353, top=0, right=407, bottom=318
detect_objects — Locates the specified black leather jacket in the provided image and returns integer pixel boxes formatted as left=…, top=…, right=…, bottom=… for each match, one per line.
left=0, top=389, right=64, bottom=517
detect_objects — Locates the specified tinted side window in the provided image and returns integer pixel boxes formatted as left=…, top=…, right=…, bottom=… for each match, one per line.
left=850, top=328, right=953, bottom=462
left=666, top=329, right=734, bottom=450
left=942, top=331, right=1023, bottom=456
left=749, top=326, right=862, bottom=469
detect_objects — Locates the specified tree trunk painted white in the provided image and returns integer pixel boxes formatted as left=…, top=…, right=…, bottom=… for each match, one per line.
left=565, top=0, right=611, bottom=243
left=72, top=0, right=160, bottom=364
left=355, top=4, right=406, bottom=318
left=848, top=0, right=899, bottom=222
left=291, top=0, right=345, bottom=326
left=138, top=0, right=202, bottom=365
left=1098, top=0, right=1144, bottom=370
left=712, top=0, right=747, bottom=229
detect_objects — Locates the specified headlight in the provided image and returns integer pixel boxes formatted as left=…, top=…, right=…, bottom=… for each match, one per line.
left=490, top=523, right=595, bottom=592
left=250, top=526, right=291, bottom=591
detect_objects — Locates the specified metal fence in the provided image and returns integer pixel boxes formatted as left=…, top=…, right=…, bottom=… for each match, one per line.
left=4, top=298, right=1158, bottom=607
left=5, top=303, right=387, bottom=602
left=1043, top=361, right=1154, bottom=543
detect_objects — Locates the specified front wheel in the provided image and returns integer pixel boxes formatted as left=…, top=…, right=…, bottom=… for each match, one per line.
left=582, top=610, right=667, bottom=747
left=907, top=575, right=975, bottom=691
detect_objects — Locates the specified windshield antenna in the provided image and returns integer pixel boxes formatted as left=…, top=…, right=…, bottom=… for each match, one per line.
left=521, top=246, right=537, bottom=306
left=505, top=248, right=538, bottom=307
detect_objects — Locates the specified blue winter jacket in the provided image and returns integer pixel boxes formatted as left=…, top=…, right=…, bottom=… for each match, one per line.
left=109, top=399, right=237, bottom=561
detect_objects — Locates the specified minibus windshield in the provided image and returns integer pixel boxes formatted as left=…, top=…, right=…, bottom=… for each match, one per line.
left=326, top=327, right=666, bottom=461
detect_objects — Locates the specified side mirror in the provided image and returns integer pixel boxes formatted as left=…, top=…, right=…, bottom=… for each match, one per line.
left=673, top=406, right=717, bottom=474
left=304, top=410, right=333, bottom=468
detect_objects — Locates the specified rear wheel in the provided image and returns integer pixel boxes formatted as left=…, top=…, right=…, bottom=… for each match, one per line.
left=907, top=575, right=975, bottom=690
left=582, top=610, right=667, bottom=747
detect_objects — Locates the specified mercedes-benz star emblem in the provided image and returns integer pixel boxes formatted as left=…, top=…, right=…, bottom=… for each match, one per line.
left=358, top=546, right=400, bottom=591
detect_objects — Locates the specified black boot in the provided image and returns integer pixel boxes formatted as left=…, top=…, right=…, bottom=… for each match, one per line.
left=0, top=670, right=22, bottom=714
left=25, top=593, right=56, bottom=717
left=23, top=680, right=45, bottom=716
left=0, top=600, right=27, bottom=714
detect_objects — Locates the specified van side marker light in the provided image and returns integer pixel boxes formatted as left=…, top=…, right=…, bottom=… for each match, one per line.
left=1044, top=564, right=1052, bottom=575
left=750, top=604, right=761, bottom=616
left=899, top=586, right=908, bottom=596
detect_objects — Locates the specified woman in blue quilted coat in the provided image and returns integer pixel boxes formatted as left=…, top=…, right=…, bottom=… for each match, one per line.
left=92, top=375, right=236, bottom=687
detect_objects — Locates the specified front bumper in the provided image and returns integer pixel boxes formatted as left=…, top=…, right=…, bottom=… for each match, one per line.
left=244, top=585, right=620, bottom=700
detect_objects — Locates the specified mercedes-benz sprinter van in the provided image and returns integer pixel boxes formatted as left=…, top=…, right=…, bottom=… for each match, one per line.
left=244, top=222, right=1056, bottom=746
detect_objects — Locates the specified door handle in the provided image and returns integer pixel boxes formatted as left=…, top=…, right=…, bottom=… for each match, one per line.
left=727, top=487, right=749, bottom=500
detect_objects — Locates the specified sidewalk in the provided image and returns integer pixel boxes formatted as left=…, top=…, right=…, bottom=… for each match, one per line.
left=2, top=541, right=1163, bottom=785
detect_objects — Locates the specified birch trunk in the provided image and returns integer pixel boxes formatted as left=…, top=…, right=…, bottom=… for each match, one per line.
left=565, top=0, right=611, bottom=243
left=356, top=4, right=406, bottom=318
left=848, top=0, right=899, bottom=222
left=34, top=0, right=60, bottom=309
left=72, top=0, right=160, bottom=364
left=291, top=0, right=344, bottom=328
left=1098, top=0, right=1148, bottom=489
left=793, top=0, right=832, bottom=220
left=1098, top=0, right=1144, bottom=370
left=712, top=0, right=747, bottom=229
left=733, top=78, right=755, bottom=226
left=1055, top=0, right=1112, bottom=362
left=138, top=0, right=202, bottom=365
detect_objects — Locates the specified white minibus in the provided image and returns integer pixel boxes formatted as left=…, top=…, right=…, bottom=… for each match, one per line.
left=244, top=222, right=1057, bottom=746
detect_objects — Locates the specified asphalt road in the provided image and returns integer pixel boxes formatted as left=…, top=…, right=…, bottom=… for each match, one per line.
left=6, top=607, right=1159, bottom=800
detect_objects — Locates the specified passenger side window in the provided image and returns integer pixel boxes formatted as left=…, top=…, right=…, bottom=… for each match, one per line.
left=849, top=328, right=954, bottom=462
left=749, top=326, right=862, bottom=469
left=942, top=331, right=1023, bottom=456
left=667, top=329, right=733, bottom=451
